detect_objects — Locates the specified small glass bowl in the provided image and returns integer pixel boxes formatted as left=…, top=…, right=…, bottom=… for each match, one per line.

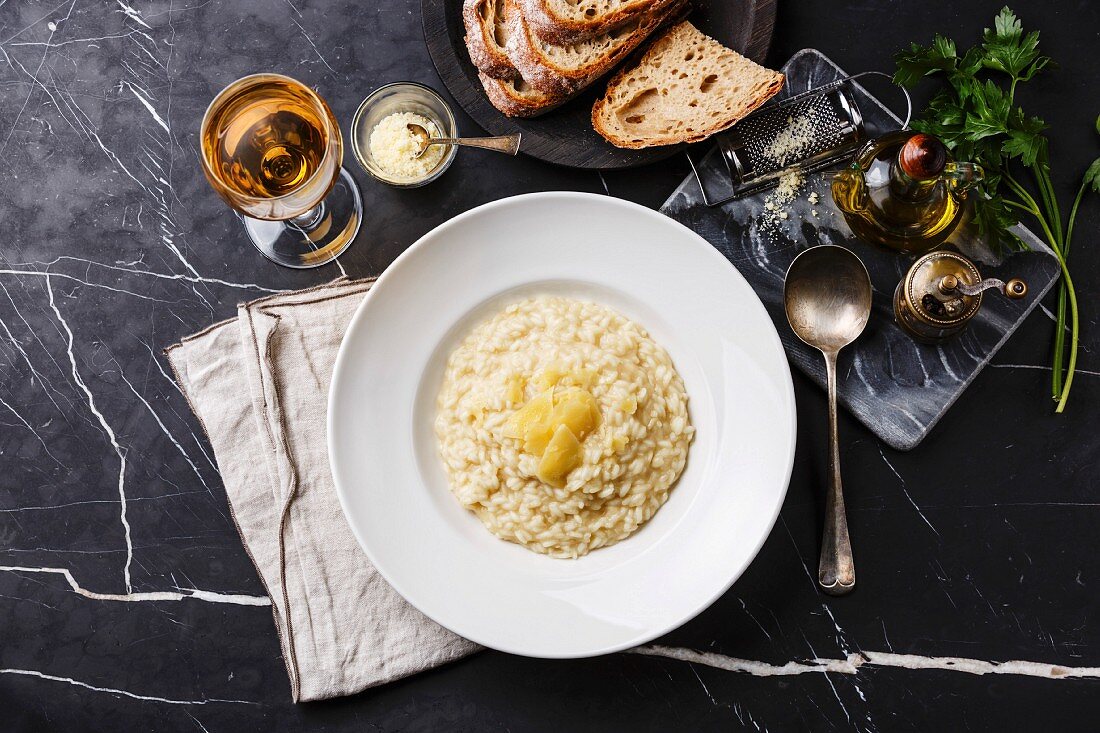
left=351, top=82, right=458, bottom=188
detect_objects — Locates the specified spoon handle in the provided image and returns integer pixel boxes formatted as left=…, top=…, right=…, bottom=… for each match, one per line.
left=819, top=350, right=855, bottom=595
left=425, top=134, right=521, bottom=155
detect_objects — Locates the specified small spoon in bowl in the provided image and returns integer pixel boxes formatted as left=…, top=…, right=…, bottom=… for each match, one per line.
left=406, top=123, right=521, bottom=158
left=783, top=245, right=872, bottom=596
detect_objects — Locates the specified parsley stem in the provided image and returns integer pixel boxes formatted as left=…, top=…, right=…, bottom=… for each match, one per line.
left=1053, top=287, right=1067, bottom=397
left=1029, top=164, right=1069, bottom=397
left=1003, top=172, right=1075, bottom=401
left=1002, top=198, right=1037, bottom=215
left=1065, top=177, right=1090, bottom=258
left=1052, top=178, right=1091, bottom=400
left=1033, top=164, right=1063, bottom=248
left=1005, top=175, right=1058, bottom=245
left=1052, top=256, right=1079, bottom=413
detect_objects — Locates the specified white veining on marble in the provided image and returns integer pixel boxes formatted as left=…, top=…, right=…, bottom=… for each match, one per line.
left=115, top=366, right=212, bottom=492
left=45, top=275, right=134, bottom=592
left=989, top=362, right=1100, bottom=378
left=186, top=712, right=214, bottom=733
left=115, top=1, right=152, bottom=30
left=632, top=646, right=860, bottom=676
left=634, top=645, right=1100, bottom=680
left=0, top=668, right=258, bottom=705
left=0, top=0, right=77, bottom=157
left=291, top=17, right=335, bottom=73
left=0, top=566, right=270, bottom=606
left=0, top=266, right=172, bottom=302
left=0, top=390, right=62, bottom=465
left=687, top=663, right=717, bottom=705
left=736, top=597, right=773, bottom=641
left=123, top=80, right=170, bottom=132
left=878, top=447, right=940, bottom=538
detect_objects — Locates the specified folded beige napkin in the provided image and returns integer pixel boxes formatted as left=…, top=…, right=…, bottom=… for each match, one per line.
left=166, top=278, right=478, bottom=702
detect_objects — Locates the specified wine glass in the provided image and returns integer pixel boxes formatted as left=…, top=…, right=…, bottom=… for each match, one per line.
left=200, top=73, right=362, bottom=268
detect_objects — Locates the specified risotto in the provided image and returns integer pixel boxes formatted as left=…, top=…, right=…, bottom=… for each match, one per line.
left=434, top=296, right=694, bottom=558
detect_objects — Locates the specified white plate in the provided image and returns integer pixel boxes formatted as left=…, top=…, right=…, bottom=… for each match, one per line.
left=329, top=192, right=796, bottom=658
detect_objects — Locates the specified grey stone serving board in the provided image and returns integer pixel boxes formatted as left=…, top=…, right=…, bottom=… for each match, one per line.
left=660, top=48, right=1061, bottom=450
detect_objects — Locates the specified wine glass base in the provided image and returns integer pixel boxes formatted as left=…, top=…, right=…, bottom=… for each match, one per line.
left=242, top=167, right=362, bottom=269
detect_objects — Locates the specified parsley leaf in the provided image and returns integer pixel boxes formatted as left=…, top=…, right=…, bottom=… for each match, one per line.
left=982, top=6, right=1046, bottom=78
left=1002, top=111, right=1048, bottom=166
left=892, top=35, right=959, bottom=87
left=973, top=191, right=1022, bottom=249
left=1084, top=158, right=1100, bottom=194
left=965, top=80, right=1012, bottom=140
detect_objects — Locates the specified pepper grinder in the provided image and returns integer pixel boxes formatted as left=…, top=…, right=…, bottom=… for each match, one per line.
left=893, top=250, right=1027, bottom=343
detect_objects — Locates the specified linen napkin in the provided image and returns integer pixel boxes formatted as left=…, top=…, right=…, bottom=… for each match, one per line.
left=166, top=278, right=479, bottom=702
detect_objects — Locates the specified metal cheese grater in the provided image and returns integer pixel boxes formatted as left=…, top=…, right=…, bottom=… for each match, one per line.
left=687, top=72, right=911, bottom=207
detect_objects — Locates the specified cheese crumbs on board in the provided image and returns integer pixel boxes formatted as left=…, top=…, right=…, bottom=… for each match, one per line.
left=760, top=167, right=806, bottom=230
left=368, top=111, right=445, bottom=180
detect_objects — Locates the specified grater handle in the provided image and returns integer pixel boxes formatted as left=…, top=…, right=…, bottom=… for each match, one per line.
left=685, top=148, right=738, bottom=208
left=847, top=71, right=913, bottom=129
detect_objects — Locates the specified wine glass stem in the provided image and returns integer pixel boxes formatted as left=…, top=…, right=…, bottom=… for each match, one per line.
left=289, top=201, right=326, bottom=231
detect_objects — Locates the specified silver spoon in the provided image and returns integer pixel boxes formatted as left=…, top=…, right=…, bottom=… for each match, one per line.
left=783, top=245, right=872, bottom=596
left=406, top=123, right=521, bottom=158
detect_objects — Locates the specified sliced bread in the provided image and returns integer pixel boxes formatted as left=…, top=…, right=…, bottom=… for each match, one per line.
left=505, top=0, right=685, bottom=97
left=477, top=71, right=568, bottom=118
left=592, top=21, right=784, bottom=148
left=463, top=0, right=519, bottom=80
left=518, top=0, right=678, bottom=43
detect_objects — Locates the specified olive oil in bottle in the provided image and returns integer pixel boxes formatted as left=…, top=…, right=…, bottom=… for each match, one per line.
left=831, top=131, right=983, bottom=254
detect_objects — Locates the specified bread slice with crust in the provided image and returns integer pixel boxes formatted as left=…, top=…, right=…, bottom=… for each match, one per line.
left=463, top=0, right=518, bottom=80
left=518, top=0, right=678, bottom=43
left=592, top=21, right=784, bottom=148
left=477, top=71, right=568, bottom=118
left=505, top=0, right=685, bottom=97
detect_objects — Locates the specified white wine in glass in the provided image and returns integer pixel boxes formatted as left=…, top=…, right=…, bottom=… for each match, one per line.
left=200, top=73, right=362, bottom=268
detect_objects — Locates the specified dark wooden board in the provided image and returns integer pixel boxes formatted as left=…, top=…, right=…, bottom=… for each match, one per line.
left=422, top=0, right=777, bottom=169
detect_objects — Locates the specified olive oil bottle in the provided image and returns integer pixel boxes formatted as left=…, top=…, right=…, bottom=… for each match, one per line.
left=831, top=131, right=983, bottom=254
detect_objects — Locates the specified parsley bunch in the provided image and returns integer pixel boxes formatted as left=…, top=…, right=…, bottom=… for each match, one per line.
left=893, top=7, right=1100, bottom=413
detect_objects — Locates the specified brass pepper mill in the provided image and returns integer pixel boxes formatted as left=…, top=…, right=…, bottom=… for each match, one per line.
left=894, top=250, right=1028, bottom=343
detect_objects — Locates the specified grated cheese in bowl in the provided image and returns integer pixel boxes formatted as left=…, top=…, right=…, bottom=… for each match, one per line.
left=368, top=112, right=446, bottom=181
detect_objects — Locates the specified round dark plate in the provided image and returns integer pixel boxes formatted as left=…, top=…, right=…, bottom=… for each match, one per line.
left=422, top=0, right=776, bottom=169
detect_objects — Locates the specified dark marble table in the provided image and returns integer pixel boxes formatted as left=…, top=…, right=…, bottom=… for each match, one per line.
left=1, top=0, right=1098, bottom=730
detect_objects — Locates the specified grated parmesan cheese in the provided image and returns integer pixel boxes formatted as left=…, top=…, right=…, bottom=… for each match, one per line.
left=761, top=113, right=817, bottom=167
left=759, top=167, right=806, bottom=232
left=368, top=112, right=445, bottom=180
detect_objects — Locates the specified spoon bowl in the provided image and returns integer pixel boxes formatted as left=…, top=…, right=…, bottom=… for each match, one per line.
left=784, top=245, right=872, bottom=352
left=783, top=245, right=871, bottom=596
left=407, top=122, right=437, bottom=158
